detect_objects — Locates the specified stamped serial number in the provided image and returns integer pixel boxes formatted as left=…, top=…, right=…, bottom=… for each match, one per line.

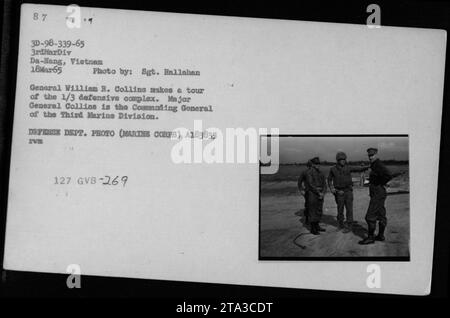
left=53, top=176, right=128, bottom=187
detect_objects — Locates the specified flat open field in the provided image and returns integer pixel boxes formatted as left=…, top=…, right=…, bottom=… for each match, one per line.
left=260, top=164, right=409, bottom=258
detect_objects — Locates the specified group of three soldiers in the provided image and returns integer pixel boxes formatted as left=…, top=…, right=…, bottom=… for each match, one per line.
left=298, top=147, right=393, bottom=245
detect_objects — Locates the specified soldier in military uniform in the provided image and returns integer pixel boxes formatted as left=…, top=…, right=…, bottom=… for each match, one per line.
left=304, top=157, right=327, bottom=235
left=327, top=152, right=369, bottom=233
left=297, top=160, right=312, bottom=224
left=359, top=148, right=393, bottom=245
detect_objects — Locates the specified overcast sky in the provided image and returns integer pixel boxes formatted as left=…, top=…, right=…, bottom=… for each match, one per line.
left=276, top=136, right=408, bottom=163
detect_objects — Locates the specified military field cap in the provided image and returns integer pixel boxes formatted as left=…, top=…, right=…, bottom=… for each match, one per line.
left=336, top=151, right=347, bottom=161
left=311, top=157, right=320, bottom=164
left=367, top=148, right=378, bottom=156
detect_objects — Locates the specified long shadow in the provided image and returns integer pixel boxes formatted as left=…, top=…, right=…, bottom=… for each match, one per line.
left=318, top=214, right=339, bottom=228
left=295, top=209, right=339, bottom=229
left=350, top=223, right=368, bottom=239
left=294, top=209, right=367, bottom=239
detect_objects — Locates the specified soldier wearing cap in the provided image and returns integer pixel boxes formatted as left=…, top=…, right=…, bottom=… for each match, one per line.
left=304, top=157, right=327, bottom=235
left=298, top=160, right=312, bottom=224
left=327, top=152, right=369, bottom=233
left=359, top=148, right=393, bottom=245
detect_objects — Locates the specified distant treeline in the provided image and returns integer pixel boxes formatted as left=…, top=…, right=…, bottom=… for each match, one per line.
left=261, top=160, right=409, bottom=166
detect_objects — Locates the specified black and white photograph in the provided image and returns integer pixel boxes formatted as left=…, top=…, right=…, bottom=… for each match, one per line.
left=260, top=135, right=409, bottom=260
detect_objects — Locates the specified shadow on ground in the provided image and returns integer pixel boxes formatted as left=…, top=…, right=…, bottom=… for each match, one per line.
left=294, top=209, right=367, bottom=239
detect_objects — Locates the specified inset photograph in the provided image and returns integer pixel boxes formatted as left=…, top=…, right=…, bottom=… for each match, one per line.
left=259, top=135, right=409, bottom=260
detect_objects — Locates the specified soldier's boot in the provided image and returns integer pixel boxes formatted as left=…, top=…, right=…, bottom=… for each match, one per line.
left=358, top=225, right=375, bottom=245
left=375, top=223, right=386, bottom=241
left=310, top=222, right=320, bottom=235
left=316, top=223, right=326, bottom=232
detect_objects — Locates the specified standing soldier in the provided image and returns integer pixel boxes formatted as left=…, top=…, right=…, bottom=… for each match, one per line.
left=359, top=148, right=393, bottom=245
left=327, top=152, right=369, bottom=233
left=298, top=160, right=312, bottom=224
left=304, top=157, right=327, bottom=235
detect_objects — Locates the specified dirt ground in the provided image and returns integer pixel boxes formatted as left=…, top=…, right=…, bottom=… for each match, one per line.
left=260, top=182, right=410, bottom=258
